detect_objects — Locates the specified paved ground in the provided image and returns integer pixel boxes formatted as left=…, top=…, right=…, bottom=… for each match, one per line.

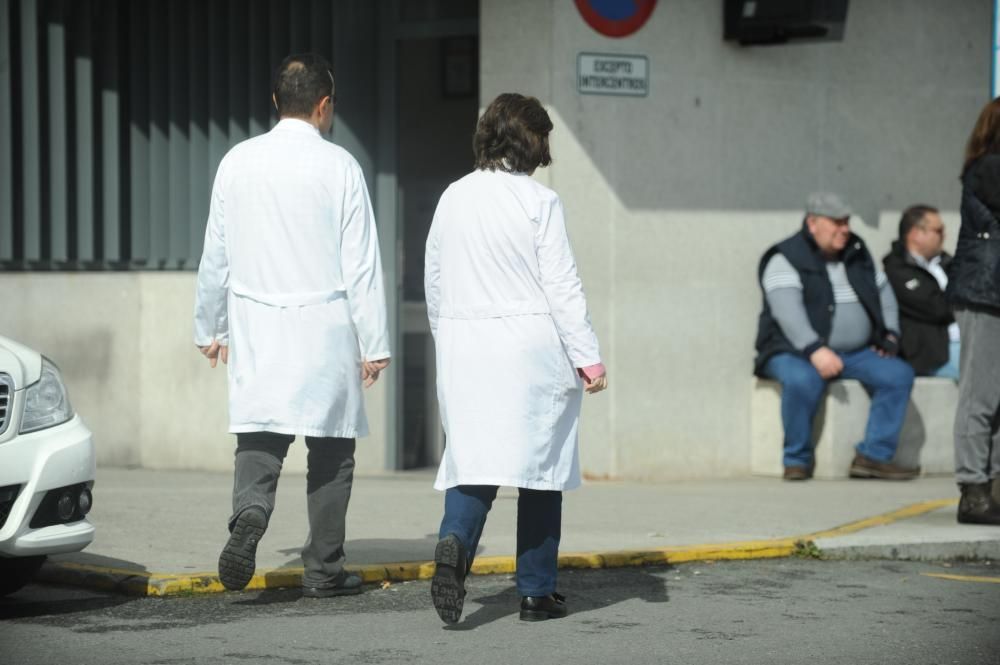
left=4, top=559, right=1000, bottom=664
left=36, top=469, right=1000, bottom=597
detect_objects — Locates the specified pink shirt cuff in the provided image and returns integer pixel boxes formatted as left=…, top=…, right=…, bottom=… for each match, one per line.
left=578, top=363, right=606, bottom=381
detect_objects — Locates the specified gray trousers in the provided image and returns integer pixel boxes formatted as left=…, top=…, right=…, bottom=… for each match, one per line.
left=954, top=308, right=1000, bottom=485
left=231, top=432, right=356, bottom=588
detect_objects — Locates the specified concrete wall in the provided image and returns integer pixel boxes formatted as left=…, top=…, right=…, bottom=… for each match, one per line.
left=480, top=0, right=985, bottom=478
left=0, top=273, right=389, bottom=475
left=4, top=2, right=987, bottom=479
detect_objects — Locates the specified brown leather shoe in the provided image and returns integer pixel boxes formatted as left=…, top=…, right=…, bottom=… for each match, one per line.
left=848, top=453, right=919, bottom=480
left=783, top=466, right=812, bottom=481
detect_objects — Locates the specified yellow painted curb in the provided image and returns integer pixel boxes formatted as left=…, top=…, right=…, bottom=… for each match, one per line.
left=38, top=497, right=960, bottom=597
left=806, top=498, right=958, bottom=540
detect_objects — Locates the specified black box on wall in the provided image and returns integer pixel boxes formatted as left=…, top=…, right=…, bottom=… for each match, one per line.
left=723, top=0, right=849, bottom=46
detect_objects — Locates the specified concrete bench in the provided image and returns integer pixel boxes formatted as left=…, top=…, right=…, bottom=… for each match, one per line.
left=751, top=377, right=958, bottom=479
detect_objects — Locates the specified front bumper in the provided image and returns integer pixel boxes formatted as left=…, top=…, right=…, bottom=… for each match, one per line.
left=0, top=415, right=96, bottom=558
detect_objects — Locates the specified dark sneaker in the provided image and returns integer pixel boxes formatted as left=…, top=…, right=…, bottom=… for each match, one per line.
left=783, top=466, right=812, bottom=481
left=302, top=570, right=364, bottom=598
left=957, top=483, right=1000, bottom=526
left=431, top=534, right=467, bottom=624
left=848, top=454, right=919, bottom=480
left=218, top=506, right=267, bottom=591
left=519, top=592, right=568, bottom=622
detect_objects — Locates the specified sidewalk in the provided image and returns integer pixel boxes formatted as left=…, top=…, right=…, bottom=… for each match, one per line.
left=38, top=468, right=1000, bottom=596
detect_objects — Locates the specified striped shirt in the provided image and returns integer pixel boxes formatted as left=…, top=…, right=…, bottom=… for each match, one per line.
left=762, top=254, right=899, bottom=353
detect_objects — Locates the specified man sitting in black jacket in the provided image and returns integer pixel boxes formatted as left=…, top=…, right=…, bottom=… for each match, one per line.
left=883, top=205, right=959, bottom=379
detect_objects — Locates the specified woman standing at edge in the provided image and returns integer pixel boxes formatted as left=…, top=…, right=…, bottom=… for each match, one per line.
left=424, top=93, right=608, bottom=624
left=947, top=98, right=1000, bottom=525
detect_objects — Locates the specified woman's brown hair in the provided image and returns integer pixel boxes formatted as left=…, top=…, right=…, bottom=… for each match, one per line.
left=473, top=93, right=553, bottom=173
left=963, top=97, right=1000, bottom=174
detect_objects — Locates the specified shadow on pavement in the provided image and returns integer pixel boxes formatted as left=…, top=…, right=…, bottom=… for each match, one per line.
left=32, top=552, right=155, bottom=598
left=231, top=587, right=305, bottom=606
left=48, top=552, right=148, bottom=571
left=278, top=534, right=455, bottom=567
left=445, top=565, right=671, bottom=631
left=277, top=533, right=493, bottom=577
left=0, top=586, right=138, bottom=620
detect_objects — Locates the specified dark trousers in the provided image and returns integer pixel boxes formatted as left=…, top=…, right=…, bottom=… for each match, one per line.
left=231, top=431, right=355, bottom=588
left=438, top=485, right=562, bottom=597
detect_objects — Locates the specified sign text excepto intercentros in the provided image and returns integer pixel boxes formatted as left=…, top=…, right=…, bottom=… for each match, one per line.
left=577, top=53, right=649, bottom=97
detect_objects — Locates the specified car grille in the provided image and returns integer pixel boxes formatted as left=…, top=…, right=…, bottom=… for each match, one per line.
left=0, top=373, right=11, bottom=436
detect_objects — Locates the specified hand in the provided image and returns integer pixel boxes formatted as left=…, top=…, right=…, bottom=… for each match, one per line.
left=362, top=358, right=391, bottom=388
left=809, top=346, right=843, bottom=379
left=583, top=374, right=608, bottom=395
left=198, top=340, right=228, bottom=368
left=873, top=334, right=898, bottom=358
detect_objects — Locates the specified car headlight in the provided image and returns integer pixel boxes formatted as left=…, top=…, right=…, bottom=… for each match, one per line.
left=20, top=357, right=74, bottom=433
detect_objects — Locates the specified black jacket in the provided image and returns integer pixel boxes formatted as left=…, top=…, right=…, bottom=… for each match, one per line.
left=947, top=155, right=1000, bottom=312
left=882, top=241, right=953, bottom=375
left=753, top=224, right=898, bottom=376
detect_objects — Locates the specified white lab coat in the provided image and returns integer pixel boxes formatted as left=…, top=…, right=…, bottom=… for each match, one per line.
left=426, top=170, right=602, bottom=491
left=194, top=119, right=390, bottom=438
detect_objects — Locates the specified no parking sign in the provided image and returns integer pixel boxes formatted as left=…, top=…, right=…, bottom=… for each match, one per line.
left=574, top=0, right=657, bottom=38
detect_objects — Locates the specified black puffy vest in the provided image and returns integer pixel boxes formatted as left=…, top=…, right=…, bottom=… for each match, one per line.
left=753, top=225, right=889, bottom=376
left=946, top=160, right=1000, bottom=311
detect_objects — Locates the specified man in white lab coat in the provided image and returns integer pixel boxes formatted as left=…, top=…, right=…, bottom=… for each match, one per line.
left=194, top=53, right=390, bottom=597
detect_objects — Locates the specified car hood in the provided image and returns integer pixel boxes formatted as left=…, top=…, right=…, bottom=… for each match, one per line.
left=0, top=335, right=42, bottom=389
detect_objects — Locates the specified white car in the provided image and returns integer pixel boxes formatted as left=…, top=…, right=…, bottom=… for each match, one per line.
left=0, top=335, right=95, bottom=596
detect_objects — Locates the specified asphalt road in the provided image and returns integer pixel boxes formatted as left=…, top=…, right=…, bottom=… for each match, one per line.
left=2, top=559, right=999, bottom=665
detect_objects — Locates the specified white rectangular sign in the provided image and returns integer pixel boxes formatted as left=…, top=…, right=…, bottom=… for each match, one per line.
left=577, top=53, right=649, bottom=97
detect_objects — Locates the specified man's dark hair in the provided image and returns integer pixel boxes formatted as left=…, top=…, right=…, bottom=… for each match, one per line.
left=473, top=93, right=553, bottom=173
left=898, top=204, right=939, bottom=240
left=273, top=53, right=334, bottom=118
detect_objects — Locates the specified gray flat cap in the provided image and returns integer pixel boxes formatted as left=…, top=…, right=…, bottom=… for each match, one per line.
left=806, top=192, right=852, bottom=219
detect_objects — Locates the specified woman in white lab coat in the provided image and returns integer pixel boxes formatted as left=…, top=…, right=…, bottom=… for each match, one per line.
left=426, top=93, right=607, bottom=624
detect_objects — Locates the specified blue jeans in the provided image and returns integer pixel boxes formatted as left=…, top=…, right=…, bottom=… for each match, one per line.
left=930, top=340, right=961, bottom=380
left=439, top=485, right=562, bottom=597
left=763, top=348, right=914, bottom=468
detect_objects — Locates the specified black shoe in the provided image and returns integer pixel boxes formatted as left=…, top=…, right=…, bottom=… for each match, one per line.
left=431, top=534, right=467, bottom=624
left=218, top=506, right=267, bottom=591
left=519, top=592, right=568, bottom=622
left=302, top=570, right=364, bottom=598
left=992, top=477, right=1000, bottom=505
left=957, top=483, right=1000, bottom=526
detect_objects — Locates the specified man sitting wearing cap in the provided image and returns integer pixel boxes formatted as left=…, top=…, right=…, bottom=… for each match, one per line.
left=753, top=192, right=919, bottom=481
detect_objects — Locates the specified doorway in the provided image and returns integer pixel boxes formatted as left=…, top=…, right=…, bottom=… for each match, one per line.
left=390, top=5, right=479, bottom=469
